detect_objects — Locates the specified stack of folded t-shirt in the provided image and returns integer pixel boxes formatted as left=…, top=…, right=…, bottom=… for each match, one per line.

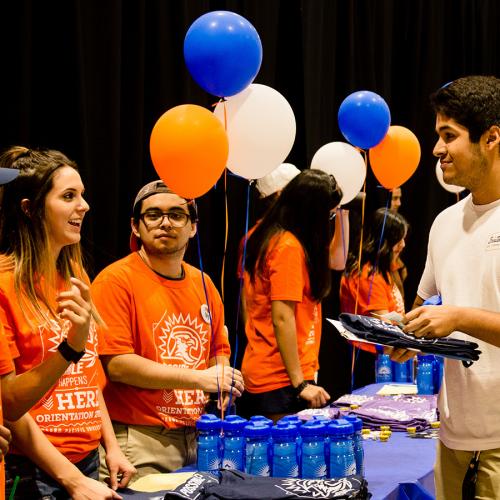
left=163, top=469, right=370, bottom=500
left=332, top=393, right=438, bottom=432
left=339, top=313, right=481, bottom=366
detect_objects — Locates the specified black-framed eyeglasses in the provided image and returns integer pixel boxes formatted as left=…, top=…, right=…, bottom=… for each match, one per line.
left=139, top=210, right=191, bottom=228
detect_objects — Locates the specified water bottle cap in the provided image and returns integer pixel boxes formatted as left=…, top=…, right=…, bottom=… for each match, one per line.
left=298, top=420, right=327, bottom=436
left=312, top=415, right=330, bottom=422
left=327, top=418, right=354, bottom=437
left=243, top=422, right=272, bottom=438
left=221, top=415, right=247, bottom=432
left=271, top=421, right=299, bottom=438
left=278, top=415, right=302, bottom=425
left=249, top=415, right=273, bottom=427
left=344, top=415, right=363, bottom=431
left=196, top=413, right=222, bottom=431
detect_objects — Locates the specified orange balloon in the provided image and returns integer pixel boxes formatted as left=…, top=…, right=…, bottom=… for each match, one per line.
left=150, top=104, right=229, bottom=198
left=369, top=125, right=421, bottom=189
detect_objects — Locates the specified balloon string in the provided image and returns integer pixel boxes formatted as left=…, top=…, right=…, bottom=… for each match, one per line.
left=221, top=100, right=229, bottom=302
left=196, top=231, right=223, bottom=415
left=230, top=181, right=252, bottom=411
left=221, top=169, right=228, bottom=302
left=351, top=149, right=368, bottom=391
left=367, top=193, right=391, bottom=304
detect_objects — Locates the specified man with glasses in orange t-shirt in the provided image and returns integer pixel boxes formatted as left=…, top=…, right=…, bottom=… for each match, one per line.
left=93, top=181, right=244, bottom=480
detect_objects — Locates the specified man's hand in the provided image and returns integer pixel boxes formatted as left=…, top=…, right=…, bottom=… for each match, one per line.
left=56, top=277, right=92, bottom=352
left=299, top=384, right=330, bottom=408
left=105, top=448, right=136, bottom=490
left=404, top=305, right=460, bottom=339
left=198, top=365, right=244, bottom=396
left=0, top=424, right=11, bottom=462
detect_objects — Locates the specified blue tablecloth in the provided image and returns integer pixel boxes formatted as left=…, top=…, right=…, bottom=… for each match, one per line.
left=355, top=383, right=436, bottom=500
left=119, top=383, right=436, bottom=499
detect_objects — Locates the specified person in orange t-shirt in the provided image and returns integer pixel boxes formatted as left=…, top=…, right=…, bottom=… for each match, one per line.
left=0, top=165, right=18, bottom=500
left=92, top=181, right=243, bottom=479
left=0, top=326, right=14, bottom=500
left=239, top=170, right=343, bottom=422
left=0, top=147, right=134, bottom=499
left=340, top=207, right=408, bottom=388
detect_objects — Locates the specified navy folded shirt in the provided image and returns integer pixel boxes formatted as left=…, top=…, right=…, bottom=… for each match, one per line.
left=339, top=313, right=481, bottom=366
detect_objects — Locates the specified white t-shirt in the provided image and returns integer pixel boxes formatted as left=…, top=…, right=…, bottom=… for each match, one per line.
left=418, top=194, right=500, bottom=451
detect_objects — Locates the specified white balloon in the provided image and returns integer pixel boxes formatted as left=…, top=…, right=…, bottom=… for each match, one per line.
left=435, top=160, right=465, bottom=194
left=310, top=142, right=366, bottom=204
left=213, top=84, right=296, bottom=179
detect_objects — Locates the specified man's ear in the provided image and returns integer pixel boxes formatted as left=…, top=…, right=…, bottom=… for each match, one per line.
left=189, top=222, right=197, bottom=239
left=20, top=198, right=31, bottom=217
left=130, top=217, right=140, bottom=237
left=485, top=125, right=500, bottom=148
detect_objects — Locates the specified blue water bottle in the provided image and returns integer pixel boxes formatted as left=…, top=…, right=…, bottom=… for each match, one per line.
left=196, top=414, right=221, bottom=474
left=417, top=355, right=435, bottom=395
left=249, top=415, right=273, bottom=427
left=433, top=356, right=444, bottom=394
left=244, top=422, right=271, bottom=476
left=392, top=359, right=409, bottom=382
left=221, top=415, right=247, bottom=471
left=299, top=420, right=327, bottom=479
left=375, top=353, right=393, bottom=383
left=344, top=415, right=364, bottom=476
left=278, top=415, right=303, bottom=462
left=271, top=422, right=299, bottom=478
left=406, top=357, right=416, bottom=383
left=327, top=419, right=356, bottom=478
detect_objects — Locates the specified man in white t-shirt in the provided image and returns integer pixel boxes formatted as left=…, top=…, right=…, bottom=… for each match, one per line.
left=397, top=76, right=500, bottom=499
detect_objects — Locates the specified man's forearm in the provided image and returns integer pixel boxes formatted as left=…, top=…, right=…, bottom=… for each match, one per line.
left=102, top=353, right=203, bottom=389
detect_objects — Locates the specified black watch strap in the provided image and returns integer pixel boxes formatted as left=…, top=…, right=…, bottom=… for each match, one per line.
left=293, top=381, right=310, bottom=398
left=57, top=339, right=85, bottom=363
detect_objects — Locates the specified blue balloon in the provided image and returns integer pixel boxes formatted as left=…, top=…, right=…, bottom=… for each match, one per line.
left=338, top=91, right=391, bottom=149
left=184, top=11, right=263, bottom=97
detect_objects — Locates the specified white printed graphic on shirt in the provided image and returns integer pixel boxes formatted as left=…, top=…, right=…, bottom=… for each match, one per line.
left=154, top=311, right=209, bottom=368
left=153, top=311, right=210, bottom=425
left=486, top=232, right=500, bottom=252
left=35, top=319, right=101, bottom=434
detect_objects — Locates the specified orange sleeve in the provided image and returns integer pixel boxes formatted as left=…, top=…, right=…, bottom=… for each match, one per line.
left=0, top=324, right=14, bottom=376
left=92, top=274, right=135, bottom=355
left=0, top=287, right=20, bottom=362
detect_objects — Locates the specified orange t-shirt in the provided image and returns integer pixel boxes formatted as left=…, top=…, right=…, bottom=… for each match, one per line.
left=242, top=231, right=321, bottom=393
left=339, top=263, right=405, bottom=353
left=0, top=326, right=14, bottom=500
left=92, top=253, right=230, bottom=429
left=340, top=263, right=405, bottom=316
left=0, top=271, right=102, bottom=463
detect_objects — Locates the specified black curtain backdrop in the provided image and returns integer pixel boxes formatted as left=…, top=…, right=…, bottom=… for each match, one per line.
left=1, top=0, right=498, bottom=400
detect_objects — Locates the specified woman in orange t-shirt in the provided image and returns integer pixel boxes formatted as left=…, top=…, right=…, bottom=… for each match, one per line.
left=0, top=147, right=135, bottom=499
left=340, top=208, right=409, bottom=388
left=239, top=169, right=343, bottom=422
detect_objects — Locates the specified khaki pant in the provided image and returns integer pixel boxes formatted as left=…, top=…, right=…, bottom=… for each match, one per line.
left=100, top=422, right=197, bottom=481
left=435, top=440, right=500, bottom=500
